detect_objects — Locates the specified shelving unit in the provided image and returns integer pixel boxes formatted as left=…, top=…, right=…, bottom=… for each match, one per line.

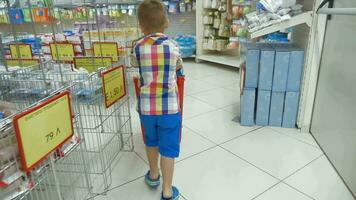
left=195, top=0, right=242, bottom=68
left=249, top=11, right=313, bottom=39
left=197, top=53, right=244, bottom=68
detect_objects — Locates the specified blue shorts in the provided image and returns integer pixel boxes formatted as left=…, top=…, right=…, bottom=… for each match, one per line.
left=140, top=113, right=182, bottom=158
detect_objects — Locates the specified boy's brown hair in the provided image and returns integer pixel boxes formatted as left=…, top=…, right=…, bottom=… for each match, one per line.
left=138, top=0, right=168, bottom=33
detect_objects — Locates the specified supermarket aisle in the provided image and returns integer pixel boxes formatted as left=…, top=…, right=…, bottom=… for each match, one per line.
left=94, top=61, right=354, bottom=200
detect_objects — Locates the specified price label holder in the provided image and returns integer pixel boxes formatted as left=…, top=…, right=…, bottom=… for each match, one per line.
left=102, top=66, right=126, bottom=108
left=93, top=42, right=119, bottom=62
left=50, top=43, right=75, bottom=62
left=74, top=57, right=112, bottom=73
left=10, top=44, right=33, bottom=59
left=13, top=91, right=74, bottom=172
left=6, top=59, right=40, bottom=67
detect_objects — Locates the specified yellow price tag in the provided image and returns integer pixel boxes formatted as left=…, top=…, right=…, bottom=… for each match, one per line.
left=6, top=59, right=40, bottom=67
left=10, top=44, right=33, bottom=59
left=102, top=66, right=126, bottom=108
left=50, top=43, right=75, bottom=61
left=93, top=42, right=119, bottom=62
left=74, top=57, right=112, bottom=73
left=13, top=92, right=74, bottom=172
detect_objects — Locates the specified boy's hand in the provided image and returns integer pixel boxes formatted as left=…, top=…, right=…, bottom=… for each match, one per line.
left=129, top=54, right=138, bottom=68
left=176, top=57, right=183, bottom=71
left=176, top=64, right=183, bottom=71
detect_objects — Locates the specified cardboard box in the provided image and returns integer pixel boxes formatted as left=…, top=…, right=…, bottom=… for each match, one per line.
left=259, top=48, right=275, bottom=90
left=245, top=44, right=260, bottom=88
left=240, top=88, right=256, bottom=126
left=282, top=92, right=300, bottom=128
left=287, top=50, right=304, bottom=92
left=256, top=90, right=271, bottom=126
left=272, top=50, right=290, bottom=92
left=269, top=92, right=285, bottom=127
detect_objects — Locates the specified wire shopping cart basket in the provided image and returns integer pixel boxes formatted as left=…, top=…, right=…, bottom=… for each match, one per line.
left=0, top=61, right=134, bottom=197
left=0, top=85, right=91, bottom=200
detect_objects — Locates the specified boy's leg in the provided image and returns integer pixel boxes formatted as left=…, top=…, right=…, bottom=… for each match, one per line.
left=157, top=113, right=182, bottom=198
left=161, top=156, right=175, bottom=198
left=146, top=146, right=159, bottom=179
left=140, top=115, right=160, bottom=181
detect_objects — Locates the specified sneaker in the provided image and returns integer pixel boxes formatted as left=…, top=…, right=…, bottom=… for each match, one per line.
left=144, top=171, right=160, bottom=188
left=161, top=186, right=180, bottom=200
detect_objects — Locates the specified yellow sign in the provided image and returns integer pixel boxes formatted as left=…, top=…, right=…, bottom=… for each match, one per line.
left=10, top=44, right=33, bottom=59
left=74, top=57, right=112, bottom=73
left=93, top=42, right=119, bottom=62
left=6, top=59, right=39, bottom=67
left=102, top=66, right=126, bottom=108
left=50, top=43, right=75, bottom=61
left=14, top=92, right=74, bottom=172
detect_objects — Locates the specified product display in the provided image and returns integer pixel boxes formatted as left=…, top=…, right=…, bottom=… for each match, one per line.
left=269, top=91, right=285, bottom=126
left=256, top=90, right=271, bottom=125
left=246, top=0, right=303, bottom=33
left=0, top=1, right=137, bottom=199
left=259, top=46, right=275, bottom=90
left=272, top=49, right=290, bottom=92
left=240, top=43, right=304, bottom=127
left=164, top=0, right=196, bottom=13
left=202, top=0, right=231, bottom=51
left=174, top=35, right=196, bottom=58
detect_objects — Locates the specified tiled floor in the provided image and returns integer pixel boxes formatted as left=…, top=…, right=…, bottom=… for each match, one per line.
left=94, top=61, right=354, bottom=200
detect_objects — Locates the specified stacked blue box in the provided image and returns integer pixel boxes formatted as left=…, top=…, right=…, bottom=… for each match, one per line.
left=240, top=88, right=256, bottom=126
left=272, top=49, right=290, bottom=92
left=245, top=44, right=260, bottom=88
left=258, top=47, right=275, bottom=90
left=287, top=50, right=305, bottom=91
left=256, top=90, right=271, bottom=126
left=269, top=92, right=285, bottom=127
left=282, top=92, right=300, bottom=128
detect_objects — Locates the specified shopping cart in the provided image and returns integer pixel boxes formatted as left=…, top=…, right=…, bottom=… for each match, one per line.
left=133, top=70, right=185, bottom=140
left=0, top=85, right=91, bottom=200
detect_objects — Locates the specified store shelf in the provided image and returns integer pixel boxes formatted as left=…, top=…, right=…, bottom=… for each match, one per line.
left=197, top=54, right=244, bottom=68
left=249, top=11, right=313, bottom=39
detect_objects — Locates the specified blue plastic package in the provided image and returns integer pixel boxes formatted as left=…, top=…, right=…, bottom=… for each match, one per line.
left=269, top=92, right=285, bottom=127
left=240, top=88, right=256, bottom=126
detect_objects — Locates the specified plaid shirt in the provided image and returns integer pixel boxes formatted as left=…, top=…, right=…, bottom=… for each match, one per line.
left=134, top=33, right=180, bottom=115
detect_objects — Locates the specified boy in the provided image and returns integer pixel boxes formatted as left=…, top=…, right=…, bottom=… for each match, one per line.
left=132, top=0, right=182, bottom=200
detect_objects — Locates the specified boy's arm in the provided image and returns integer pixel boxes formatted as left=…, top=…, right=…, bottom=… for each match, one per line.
left=170, top=40, right=184, bottom=71
left=129, top=39, right=142, bottom=68
left=176, top=57, right=183, bottom=71
left=130, top=54, right=139, bottom=68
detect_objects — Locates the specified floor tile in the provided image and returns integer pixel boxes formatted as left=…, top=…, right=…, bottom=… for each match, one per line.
left=132, top=133, right=148, bottom=163
left=191, top=87, right=240, bottom=108
left=270, top=127, right=320, bottom=148
left=109, top=152, right=148, bottom=188
left=254, top=183, right=312, bottom=200
left=198, top=72, right=239, bottom=87
left=222, top=103, right=240, bottom=116
left=224, top=82, right=241, bottom=93
left=89, top=152, right=148, bottom=194
left=222, top=127, right=323, bottom=179
left=184, top=109, right=258, bottom=144
left=93, top=177, right=177, bottom=200
left=183, top=96, right=217, bottom=119
left=175, top=147, right=278, bottom=200
left=130, top=110, right=142, bottom=135
left=133, top=127, right=217, bottom=163
left=285, top=156, right=355, bottom=200
left=178, top=127, right=217, bottom=161
left=184, top=79, right=219, bottom=96
left=184, top=62, right=221, bottom=80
